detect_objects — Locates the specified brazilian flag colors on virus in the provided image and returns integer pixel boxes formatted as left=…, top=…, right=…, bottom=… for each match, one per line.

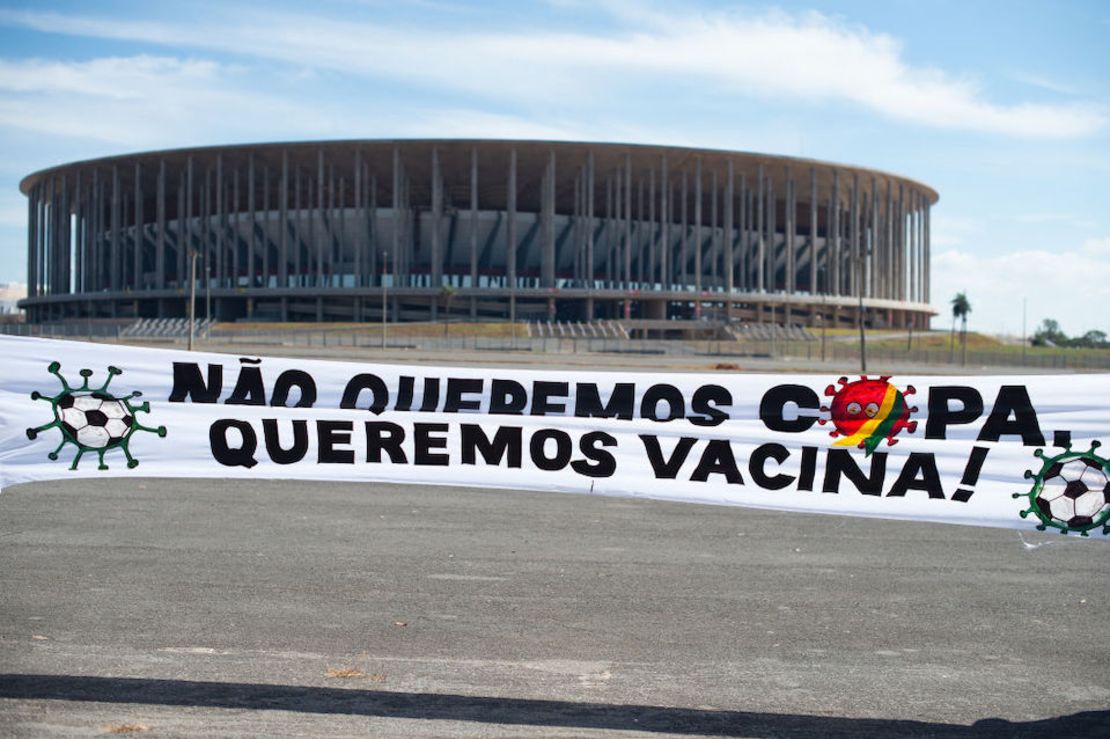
left=0, top=335, right=1108, bottom=539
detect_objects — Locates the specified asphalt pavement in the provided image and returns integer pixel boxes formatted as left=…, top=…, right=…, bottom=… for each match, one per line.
left=1, top=478, right=1108, bottom=737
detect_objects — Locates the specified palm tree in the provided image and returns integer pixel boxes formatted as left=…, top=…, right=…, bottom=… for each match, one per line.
left=951, top=292, right=971, bottom=366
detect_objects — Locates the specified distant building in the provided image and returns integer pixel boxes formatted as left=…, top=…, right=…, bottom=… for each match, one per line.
left=19, top=140, right=936, bottom=326
left=0, top=282, right=27, bottom=316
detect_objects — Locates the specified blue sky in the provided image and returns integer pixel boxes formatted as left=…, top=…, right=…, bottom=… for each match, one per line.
left=0, top=0, right=1107, bottom=335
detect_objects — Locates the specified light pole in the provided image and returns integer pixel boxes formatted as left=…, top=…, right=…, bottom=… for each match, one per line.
left=187, top=249, right=198, bottom=351
left=857, top=245, right=868, bottom=374
left=204, top=254, right=212, bottom=338
left=381, top=251, right=389, bottom=350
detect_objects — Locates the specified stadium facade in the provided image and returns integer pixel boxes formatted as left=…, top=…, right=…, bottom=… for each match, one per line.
left=19, top=140, right=937, bottom=326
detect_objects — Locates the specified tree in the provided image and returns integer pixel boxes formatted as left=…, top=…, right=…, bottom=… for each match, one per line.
left=1031, top=318, right=1066, bottom=347
left=951, top=292, right=971, bottom=365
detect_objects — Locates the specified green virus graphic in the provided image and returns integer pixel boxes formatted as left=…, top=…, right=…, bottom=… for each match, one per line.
left=1013, top=441, right=1110, bottom=536
left=26, top=361, right=167, bottom=471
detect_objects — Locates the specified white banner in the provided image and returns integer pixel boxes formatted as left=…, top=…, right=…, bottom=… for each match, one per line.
left=1, top=335, right=1107, bottom=538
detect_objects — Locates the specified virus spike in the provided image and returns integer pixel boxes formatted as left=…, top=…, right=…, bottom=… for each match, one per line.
left=78, top=369, right=93, bottom=390
left=824, top=385, right=837, bottom=397
left=26, top=420, right=59, bottom=439
left=124, top=399, right=152, bottom=414
left=47, top=363, right=73, bottom=392
left=122, top=446, right=139, bottom=469
left=95, top=449, right=108, bottom=471
left=96, top=366, right=122, bottom=393
left=69, top=448, right=84, bottom=470
left=905, top=420, right=918, bottom=434
left=48, top=438, right=67, bottom=460
left=878, top=375, right=891, bottom=382
left=904, top=385, right=916, bottom=396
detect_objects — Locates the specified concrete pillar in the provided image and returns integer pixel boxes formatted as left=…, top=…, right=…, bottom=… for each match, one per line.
left=809, top=168, right=818, bottom=297
left=431, top=147, right=442, bottom=293
left=542, top=149, right=556, bottom=288
left=470, top=147, right=478, bottom=316
left=507, top=148, right=517, bottom=321
left=830, top=170, right=840, bottom=296
left=693, top=157, right=702, bottom=295
left=756, top=163, right=764, bottom=294
left=724, top=161, right=734, bottom=298
left=657, top=152, right=666, bottom=290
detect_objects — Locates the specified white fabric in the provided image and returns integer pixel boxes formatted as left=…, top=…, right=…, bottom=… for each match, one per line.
left=1, top=335, right=1106, bottom=538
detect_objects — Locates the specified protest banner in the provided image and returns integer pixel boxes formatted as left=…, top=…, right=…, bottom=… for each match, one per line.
left=1, top=335, right=1107, bottom=537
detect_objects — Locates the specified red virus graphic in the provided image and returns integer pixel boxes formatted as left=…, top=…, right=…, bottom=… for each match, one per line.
left=819, top=375, right=918, bottom=456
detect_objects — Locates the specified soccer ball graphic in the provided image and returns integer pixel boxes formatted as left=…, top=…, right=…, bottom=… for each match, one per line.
left=1015, top=442, right=1110, bottom=536
left=58, top=392, right=135, bottom=450
left=27, top=362, right=166, bottom=470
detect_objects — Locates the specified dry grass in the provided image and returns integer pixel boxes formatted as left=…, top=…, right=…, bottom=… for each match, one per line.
left=101, top=724, right=150, bottom=734
left=325, top=666, right=387, bottom=682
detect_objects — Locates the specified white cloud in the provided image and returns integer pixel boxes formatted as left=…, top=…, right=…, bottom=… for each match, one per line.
left=0, top=55, right=335, bottom=146
left=1, top=6, right=1104, bottom=139
left=930, top=241, right=1110, bottom=335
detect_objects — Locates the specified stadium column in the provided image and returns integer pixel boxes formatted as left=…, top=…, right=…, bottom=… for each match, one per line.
left=785, top=167, right=795, bottom=326
left=849, top=171, right=859, bottom=302
left=920, top=193, right=928, bottom=303
left=395, top=144, right=404, bottom=299
left=637, top=172, right=646, bottom=288
left=648, top=165, right=656, bottom=293
left=74, top=171, right=83, bottom=297
left=809, top=168, right=818, bottom=320
left=919, top=201, right=927, bottom=301
left=507, top=148, right=517, bottom=322
left=470, top=147, right=478, bottom=318
left=156, top=160, right=166, bottom=297
left=871, top=176, right=879, bottom=308
left=134, top=162, right=143, bottom=308
left=888, top=178, right=896, bottom=301
left=737, top=173, right=747, bottom=294
left=724, top=161, right=734, bottom=318
left=905, top=190, right=914, bottom=306
left=897, top=183, right=905, bottom=308
left=766, top=175, right=775, bottom=322
left=756, top=163, right=764, bottom=305
left=586, top=150, right=595, bottom=318
left=216, top=155, right=225, bottom=316
left=369, top=171, right=378, bottom=292
left=624, top=154, right=632, bottom=312
left=542, top=149, right=556, bottom=290
left=316, top=149, right=325, bottom=299
left=693, top=157, right=702, bottom=316
left=185, top=157, right=194, bottom=304
left=278, top=152, right=288, bottom=295
left=110, top=166, right=120, bottom=301
left=659, top=154, right=668, bottom=297
left=247, top=154, right=256, bottom=303
left=431, top=146, right=441, bottom=319
left=26, top=184, right=36, bottom=306
left=232, top=168, right=240, bottom=301
left=830, top=170, right=840, bottom=299
left=353, top=150, right=362, bottom=293
left=709, top=170, right=717, bottom=291
left=605, top=174, right=613, bottom=288
left=679, top=171, right=687, bottom=290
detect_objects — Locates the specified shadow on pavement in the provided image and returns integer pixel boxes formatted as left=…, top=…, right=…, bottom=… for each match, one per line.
left=1, top=673, right=1107, bottom=737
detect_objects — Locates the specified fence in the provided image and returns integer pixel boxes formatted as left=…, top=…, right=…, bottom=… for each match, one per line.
left=4, top=321, right=1110, bottom=371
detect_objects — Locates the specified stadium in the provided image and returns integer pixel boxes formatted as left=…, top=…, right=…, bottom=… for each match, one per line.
left=18, top=140, right=937, bottom=328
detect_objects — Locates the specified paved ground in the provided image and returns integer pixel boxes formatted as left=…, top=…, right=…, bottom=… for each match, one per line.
left=1, top=478, right=1108, bottom=737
